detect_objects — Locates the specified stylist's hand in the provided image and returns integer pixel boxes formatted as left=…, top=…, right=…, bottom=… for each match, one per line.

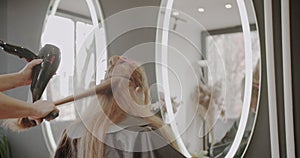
left=16, top=101, right=59, bottom=130
left=18, top=59, right=43, bottom=86
left=29, top=100, right=59, bottom=122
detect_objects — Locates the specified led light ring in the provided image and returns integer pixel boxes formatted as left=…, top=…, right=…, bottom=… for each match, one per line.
left=41, top=0, right=106, bottom=155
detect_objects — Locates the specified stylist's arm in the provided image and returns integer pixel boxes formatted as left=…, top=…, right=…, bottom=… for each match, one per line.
left=0, top=59, right=59, bottom=123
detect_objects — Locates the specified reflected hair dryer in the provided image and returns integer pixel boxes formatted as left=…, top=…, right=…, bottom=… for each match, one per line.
left=0, top=40, right=61, bottom=126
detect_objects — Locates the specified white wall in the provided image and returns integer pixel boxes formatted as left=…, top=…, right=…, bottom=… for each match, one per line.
left=155, top=5, right=206, bottom=153
left=167, top=30, right=204, bottom=153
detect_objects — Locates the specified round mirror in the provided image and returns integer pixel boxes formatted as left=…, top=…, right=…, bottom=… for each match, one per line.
left=155, top=0, right=261, bottom=157
left=40, top=0, right=261, bottom=157
left=40, top=0, right=107, bottom=155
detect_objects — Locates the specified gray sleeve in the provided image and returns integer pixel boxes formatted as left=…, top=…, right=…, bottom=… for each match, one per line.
left=105, top=126, right=186, bottom=158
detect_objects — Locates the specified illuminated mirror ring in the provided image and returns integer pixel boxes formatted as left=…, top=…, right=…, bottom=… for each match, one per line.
left=40, top=0, right=107, bottom=155
left=158, top=0, right=257, bottom=157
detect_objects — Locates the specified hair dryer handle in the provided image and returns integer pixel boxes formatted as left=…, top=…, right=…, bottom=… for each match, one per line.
left=43, top=109, right=59, bottom=121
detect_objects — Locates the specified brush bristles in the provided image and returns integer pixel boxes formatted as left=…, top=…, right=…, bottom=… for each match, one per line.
left=1, top=118, right=37, bottom=132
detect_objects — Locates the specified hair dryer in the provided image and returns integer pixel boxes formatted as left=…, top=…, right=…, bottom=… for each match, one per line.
left=31, top=44, right=61, bottom=120
left=1, top=40, right=61, bottom=127
left=31, top=44, right=61, bottom=102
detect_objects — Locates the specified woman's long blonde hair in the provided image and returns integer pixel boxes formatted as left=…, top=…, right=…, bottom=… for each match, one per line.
left=78, top=56, right=180, bottom=158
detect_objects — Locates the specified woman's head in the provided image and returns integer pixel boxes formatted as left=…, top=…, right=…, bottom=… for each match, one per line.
left=79, top=56, right=180, bottom=158
left=104, top=55, right=150, bottom=107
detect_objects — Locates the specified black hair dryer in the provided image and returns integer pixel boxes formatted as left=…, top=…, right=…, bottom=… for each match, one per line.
left=31, top=44, right=61, bottom=120
left=0, top=40, right=61, bottom=122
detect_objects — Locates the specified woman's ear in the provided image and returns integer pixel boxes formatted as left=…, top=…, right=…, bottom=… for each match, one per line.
left=135, top=87, right=144, bottom=98
left=135, top=87, right=142, bottom=93
left=133, top=86, right=145, bottom=104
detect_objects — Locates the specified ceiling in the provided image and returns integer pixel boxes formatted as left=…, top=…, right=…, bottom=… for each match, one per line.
left=54, top=0, right=257, bottom=30
left=171, top=0, right=257, bottom=30
left=56, top=0, right=91, bottom=20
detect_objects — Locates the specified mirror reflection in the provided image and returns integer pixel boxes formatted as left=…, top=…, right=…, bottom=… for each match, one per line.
left=156, top=0, right=261, bottom=157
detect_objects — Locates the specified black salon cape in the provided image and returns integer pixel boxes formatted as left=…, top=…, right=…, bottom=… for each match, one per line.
left=54, top=116, right=185, bottom=158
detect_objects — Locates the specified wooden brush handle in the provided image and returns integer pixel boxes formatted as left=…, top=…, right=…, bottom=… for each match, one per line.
left=53, top=78, right=117, bottom=106
left=54, top=95, right=75, bottom=106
